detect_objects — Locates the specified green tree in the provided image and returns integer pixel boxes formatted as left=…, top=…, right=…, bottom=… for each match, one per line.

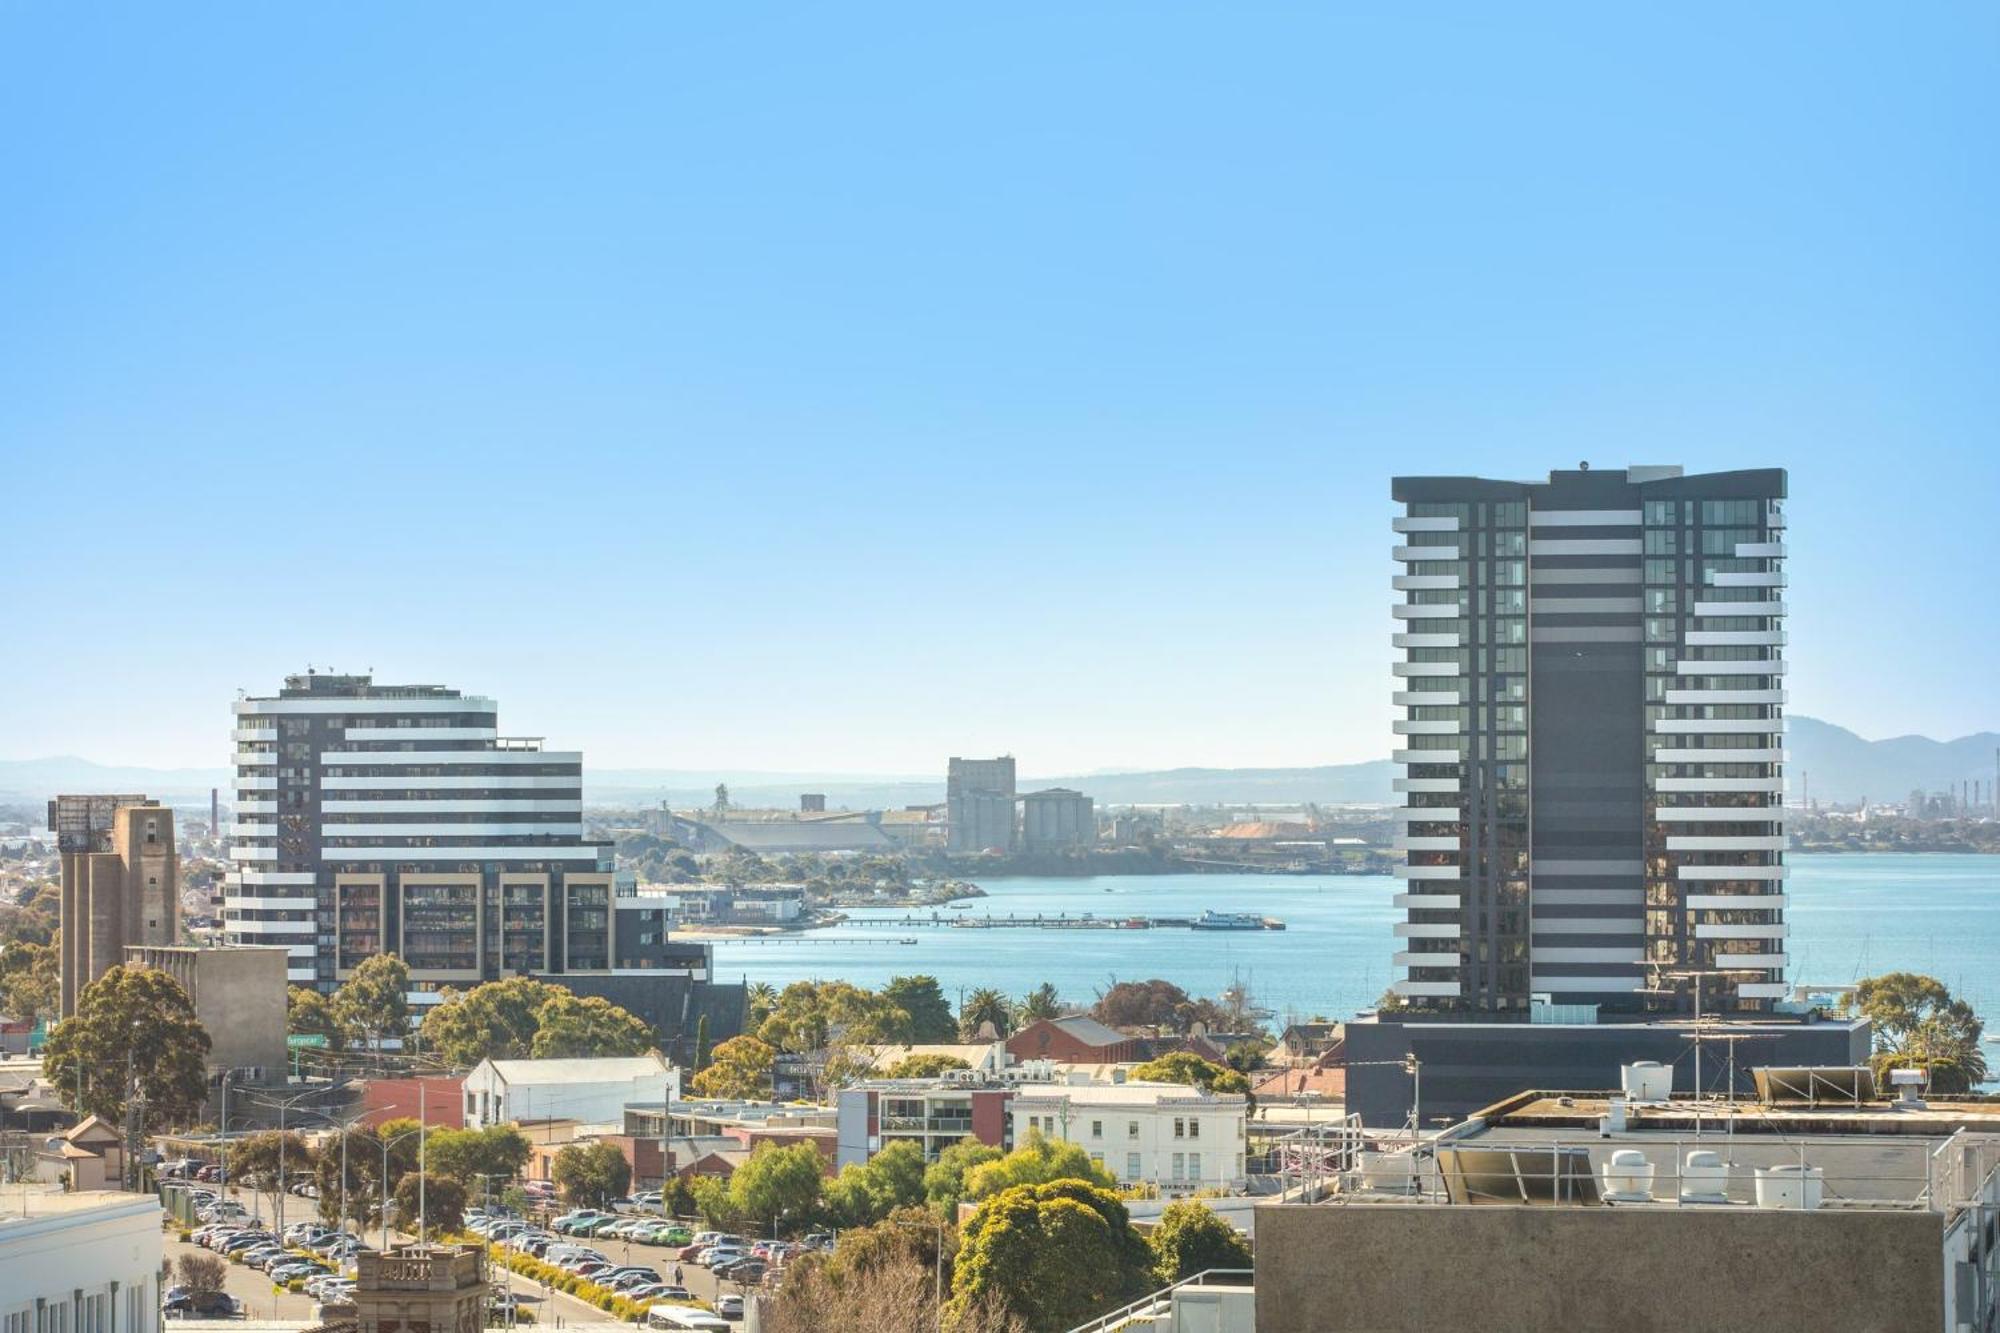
left=690, top=1035, right=776, bottom=1099
left=1146, top=1200, right=1251, bottom=1284
left=425, top=1124, right=532, bottom=1186
left=882, top=975, right=957, bottom=1043
left=822, top=1139, right=928, bottom=1228
left=883, top=1053, right=971, bottom=1079
left=41, top=964, right=212, bottom=1132
left=949, top=1179, right=1153, bottom=1331
left=759, top=981, right=909, bottom=1055
left=231, top=1131, right=316, bottom=1220
left=286, top=986, right=345, bottom=1049
left=1018, top=983, right=1063, bottom=1024
left=1220, top=1039, right=1272, bottom=1075
left=314, top=1128, right=378, bottom=1228
left=1129, top=1052, right=1251, bottom=1096
left=529, top=991, right=657, bottom=1059
left=746, top=982, right=779, bottom=1031
left=0, top=940, right=59, bottom=1020
left=1850, top=972, right=1988, bottom=1091
left=331, top=953, right=411, bottom=1050
left=924, top=1140, right=1003, bottom=1211
left=689, top=1173, right=740, bottom=1230
left=419, top=977, right=555, bottom=1065
left=727, top=1141, right=825, bottom=1235
left=394, top=1171, right=467, bottom=1235
left=552, top=1140, right=631, bottom=1206
left=963, top=1131, right=1115, bottom=1201
left=1092, top=979, right=1189, bottom=1030
left=958, top=987, right=1013, bottom=1039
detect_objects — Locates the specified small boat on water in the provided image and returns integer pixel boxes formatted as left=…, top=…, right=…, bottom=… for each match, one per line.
left=1119, top=918, right=1152, bottom=930
left=1189, top=909, right=1265, bottom=931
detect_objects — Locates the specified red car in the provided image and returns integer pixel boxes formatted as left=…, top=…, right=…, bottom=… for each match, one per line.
left=675, top=1242, right=707, bottom=1262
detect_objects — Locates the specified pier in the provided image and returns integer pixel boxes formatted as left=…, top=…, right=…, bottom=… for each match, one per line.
left=866, top=913, right=1286, bottom=931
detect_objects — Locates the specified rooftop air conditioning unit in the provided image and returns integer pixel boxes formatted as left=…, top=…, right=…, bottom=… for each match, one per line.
left=1889, top=1067, right=1928, bottom=1110
left=1754, top=1164, right=1824, bottom=1210
left=1600, top=1149, right=1656, bottom=1203
left=1620, top=1061, right=1673, bottom=1103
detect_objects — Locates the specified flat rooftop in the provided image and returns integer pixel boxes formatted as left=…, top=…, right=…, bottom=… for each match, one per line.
left=1484, top=1090, right=2000, bottom=1138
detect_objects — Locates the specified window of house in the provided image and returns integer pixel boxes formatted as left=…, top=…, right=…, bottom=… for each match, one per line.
left=1173, top=1118, right=1184, bottom=1139
left=1188, top=1151, right=1202, bottom=1181
left=1128, top=1121, right=1139, bottom=1139
left=1171, top=1152, right=1185, bottom=1181
left=1091, top=1120, right=1103, bottom=1138
left=1188, top=1118, right=1200, bottom=1140
left=1126, top=1152, right=1141, bottom=1179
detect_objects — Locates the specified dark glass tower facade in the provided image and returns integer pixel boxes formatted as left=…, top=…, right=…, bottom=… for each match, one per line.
left=1391, top=466, right=1788, bottom=1016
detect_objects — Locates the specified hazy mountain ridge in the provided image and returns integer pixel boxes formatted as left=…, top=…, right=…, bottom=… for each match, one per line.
left=1, top=716, right=1992, bottom=809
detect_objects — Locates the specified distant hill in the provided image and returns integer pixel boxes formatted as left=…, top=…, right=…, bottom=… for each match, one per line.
left=1, top=716, right=1992, bottom=811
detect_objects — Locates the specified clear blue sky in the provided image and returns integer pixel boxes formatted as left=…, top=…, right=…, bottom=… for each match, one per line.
left=3, top=4, right=1994, bottom=774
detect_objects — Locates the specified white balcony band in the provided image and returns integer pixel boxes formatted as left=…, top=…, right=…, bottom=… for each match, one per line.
left=1393, top=574, right=1463, bottom=591
left=1394, top=545, right=1461, bottom=562
left=1649, top=718, right=1781, bottom=735
left=232, top=728, right=277, bottom=741
left=1531, top=919, right=1644, bottom=935
left=1392, top=952, right=1462, bottom=968
left=1661, top=689, right=1787, bottom=706
left=1394, top=718, right=1465, bottom=735
left=1392, top=515, right=1461, bottom=533
left=321, top=845, right=603, bottom=861
left=1715, top=953, right=1789, bottom=969
left=1686, top=630, right=1786, bottom=646
left=1734, top=542, right=1786, bottom=558
left=322, top=774, right=581, bottom=790
left=230, top=871, right=317, bottom=885
left=1655, top=776, right=1785, bottom=793
left=1393, top=604, right=1462, bottom=620
left=1708, top=570, right=1786, bottom=587
left=1392, top=661, right=1460, bottom=677
left=340, top=727, right=501, bottom=742
left=1394, top=863, right=1463, bottom=879
left=318, top=821, right=584, bottom=838
left=1393, top=922, right=1462, bottom=939
left=1394, top=776, right=1460, bottom=793
left=226, top=896, right=320, bottom=911
left=1676, top=864, right=1790, bottom=881
left=1394, top=748, right=1464, bottom=764
left=1528, top=975, right=1643, bottom=994
left=1652, top=805, right=1785, bottom=822
left=221, top=918, right=314, bottom=936
left=236, top=776, right=278, bottom=791
left=318, top=749, right=581, bottom=766
left=1394, top=633, right=1462, bottom=650
left=1735, top=982, right=1791, bottom=999
left=229, top=845, right=277, bottom=861
left=234, top=751, right=278, bottom=766
left=236, top=697, right=500, bottom=716
left=321, top=799, right=586, bottom=813
left=1665, top=835, right=1789, bottom=852
left=1390, top=806, right=1461, bottom=822
left=1694, top=922, right=1789, bottom=939
left=1388, top=970, right=1459, bottom=995
left=1676, top=657, right=1786, bottom=674
left=1693, top=601, right=1786, bottom=618
left=1394, top=836, right=1461, bottom=852
left=236, top=801, right=277, bottom=814
left=1393, top=691, right=1461, bottom=706
left=1528, top=509, right=1642, bottom=527
left=1652, top=747, right=1786, bottom=763
left=1685, top=894, right=1789, bottom=910
left=1393, top=893, right=1461, bottom=909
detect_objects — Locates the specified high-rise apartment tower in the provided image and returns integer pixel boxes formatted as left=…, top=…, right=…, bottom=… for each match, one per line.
left=224, top=673, right=712, bottom=1026
left=1390, top=466, right=1788, bottom=1015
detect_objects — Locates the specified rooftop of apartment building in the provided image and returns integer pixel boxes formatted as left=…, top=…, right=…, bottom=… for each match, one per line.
left=270, top=672, right=467, bottom=699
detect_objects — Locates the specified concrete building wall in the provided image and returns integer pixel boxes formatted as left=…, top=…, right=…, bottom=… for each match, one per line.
left=0, top=1196, right=164, bottom=1333
left=124, top=944, right=289, bottom=1077
left=1253, top=1203, right=1945, bottom=1333
left=56, top=798, right=176, bottom=1016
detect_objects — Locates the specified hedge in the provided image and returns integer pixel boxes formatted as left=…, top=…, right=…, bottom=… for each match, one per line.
left=486, top=1244, right=704, bottom=1324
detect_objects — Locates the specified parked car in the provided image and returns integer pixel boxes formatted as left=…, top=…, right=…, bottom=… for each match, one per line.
left=713, top=1294, right=744, bottom=1321
left=714, top=1259, right=765, bottom=1285
left=163, top=1291, right=240, bottom=1319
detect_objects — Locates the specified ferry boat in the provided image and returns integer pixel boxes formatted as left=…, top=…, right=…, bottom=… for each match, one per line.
left=1189, top=909, right=1265, bottom=931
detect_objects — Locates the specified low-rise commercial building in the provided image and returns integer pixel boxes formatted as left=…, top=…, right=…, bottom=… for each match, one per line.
left=0, top=1191, right=164, bottom=1333
left=1253, top=1075, right=2000, bottom=1333
left=462, top=1054, right=678, bottom=1130
left=1008, top=1082, right=1249, bottom=1195
left=835, top=1079, right=1012, bottom=1169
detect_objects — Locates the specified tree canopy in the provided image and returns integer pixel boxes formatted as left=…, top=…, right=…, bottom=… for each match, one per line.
left=331, top=954, right=411, bottom=1049
left=924, top=1140, right=1004, bottom=1211
left=419, top=977, right=657, bottom=1065
left=963, top=1131, right=1116, bottom=1202
left=1092, top=979, right=1191, bottom=1030
left=1851, top=971, right=1988, bottom=1092
left=530, top=991, right=657, bottom=1059
left=959, top=988, right=1013, bottom=1040
left=882, top=1053, right=971, bottom=1079
left=1147, top=1200, right=1251, bottom=1284
left=823, top=1138, right=927, bottom=1228
left=1130, top=1052, right=1251, bottom=1096
left=424, top=1124, right=533, bottom=1187
left=690, top=1034, right=776, bottom=1100
left=758, top=980, right=909, bottom=1055
left=394, top=1171, right=467, bottom=1235
left=728, top=1141, right=827, bottom=1231
left=882, top=975, right=957, bottom=1043
left=551, top=1139, right=631, bottom=1206
left=1018, top=983, right=1063, bottom=1024
left=42, top=964, right=211, bottom=1132
left=949, top=1179, right=1153, bottom=1332
left=286, top=986, right=345, bottom=1049
left=0, top=940, right=59, bottom=1020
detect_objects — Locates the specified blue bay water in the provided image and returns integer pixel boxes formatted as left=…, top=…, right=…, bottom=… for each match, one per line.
left=707, top=854, right=2000, bottom=1030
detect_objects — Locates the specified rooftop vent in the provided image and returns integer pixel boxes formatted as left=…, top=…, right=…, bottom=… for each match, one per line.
left=1889, top=1067, right=1928, bottom=1111
left=1600, top=1149, right=1657, bottom=1203
left=1754, top=1163, right=1824, bottom=1210
left=1680, top=1151, right=1730, bottom=1204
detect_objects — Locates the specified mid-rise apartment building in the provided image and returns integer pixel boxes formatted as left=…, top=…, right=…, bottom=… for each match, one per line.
left=1390, top=466, right=1788, bottom=1015
left=50, top=795, right=177, bottom=1016
left=223, top=674, right=736, bottom=1052
left=947, top=755, right=1017, bottom=854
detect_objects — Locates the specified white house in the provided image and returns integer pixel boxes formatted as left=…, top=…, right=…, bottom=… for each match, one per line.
left=1006, top=1081, right=1249, bottom=1195
left=1, top=1192, right=163, bottom=1333
left=462, top=1055, right=679, bottom=1130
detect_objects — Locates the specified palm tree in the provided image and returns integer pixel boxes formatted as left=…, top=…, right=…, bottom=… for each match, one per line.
left=746, top=982, right=779, bottom=1031
left=960, top=987, right=1014, bottom=1040
left=1019, top=982, right=1062, bottom=1023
